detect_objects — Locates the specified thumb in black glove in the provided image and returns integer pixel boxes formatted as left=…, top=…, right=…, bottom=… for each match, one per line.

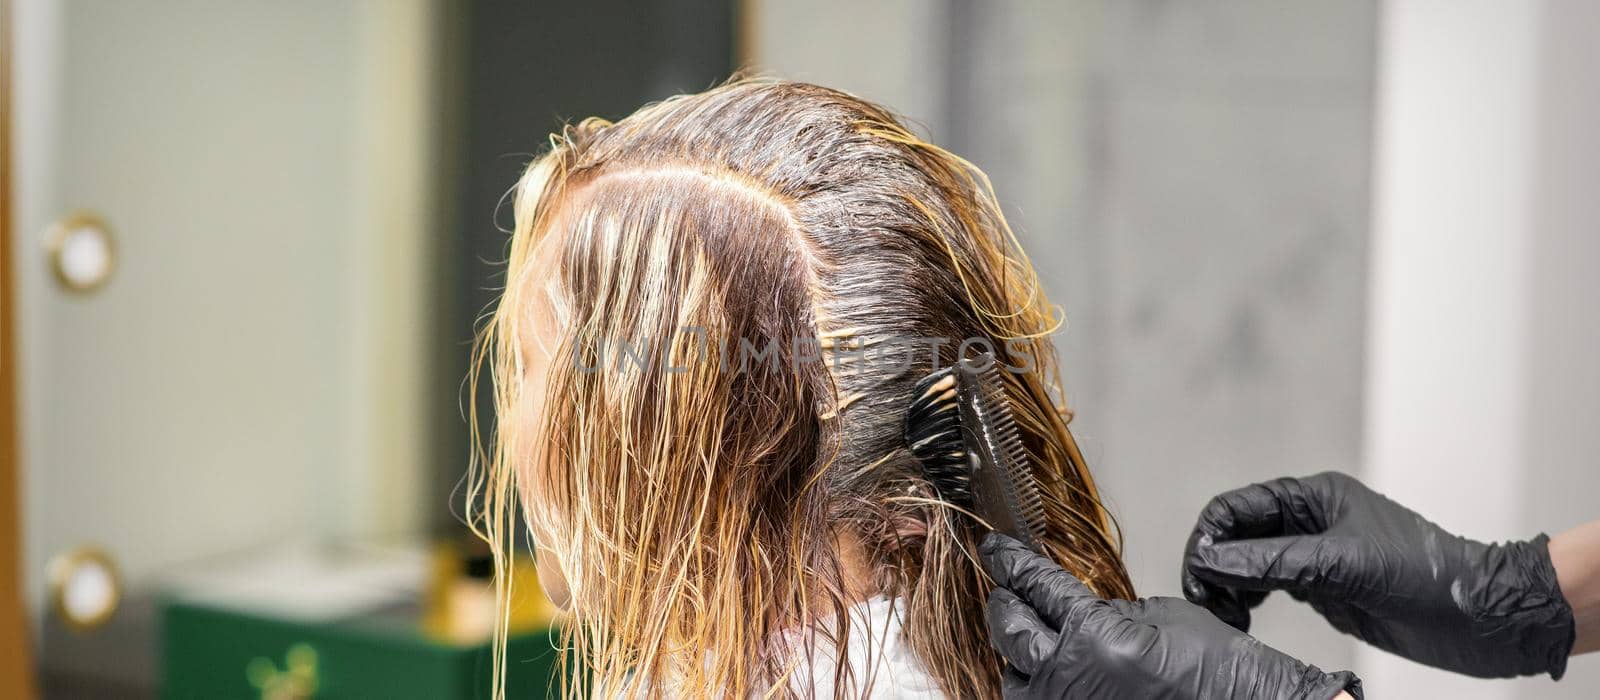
left=982, top=534, right=1360, bottom=700
left=1182, top=471, right=1575, bottom=680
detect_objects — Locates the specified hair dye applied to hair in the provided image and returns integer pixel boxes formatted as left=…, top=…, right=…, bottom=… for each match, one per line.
left=469, top=79, right=1134, bottom=699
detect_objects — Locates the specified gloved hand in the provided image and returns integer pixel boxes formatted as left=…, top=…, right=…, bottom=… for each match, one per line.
left=1182, top=471, right=1576, bottom=680
left=982, top=534, right=1361, bottom=700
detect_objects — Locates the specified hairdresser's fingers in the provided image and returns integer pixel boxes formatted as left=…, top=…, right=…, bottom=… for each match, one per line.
left=1182, top=483, right=1292, bottom=621
left=1182, top=579, right=1266, bottom=632
left=1183, top=474, right=1357, bottom=629
left=979, top=533, right=1036, bottom=587
left=1189, top=473, right=1358, bottom=549
left=1189, top=535, right=1362, bottom=598
left=999, top=664, right=1030, bottom=699
left=1191, top=482, right=1298, bottom=544
left=1181, top=524, right=1269, bottom=631
left=986, top=588, right=1058, bottom=677
left=981, top=534, right=1100, bottom=629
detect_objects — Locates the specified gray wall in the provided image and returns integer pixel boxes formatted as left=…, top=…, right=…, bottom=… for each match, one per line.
left=953, top=2, right=1376, bottom=672
left=755, top=0, right=1376, bottom=673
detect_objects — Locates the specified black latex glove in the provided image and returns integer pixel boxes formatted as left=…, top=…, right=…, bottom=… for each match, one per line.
left=981, top=534, right=1360, bottom=700
left=1182, top=471, right=1576, bottom=680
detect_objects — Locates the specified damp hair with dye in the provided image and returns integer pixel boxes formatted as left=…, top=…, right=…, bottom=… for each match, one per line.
left=468, top=78, right=1134, bottom=699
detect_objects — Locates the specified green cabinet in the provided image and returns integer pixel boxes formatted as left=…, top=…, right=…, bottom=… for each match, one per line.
left=162, top=600, right=562, bottom=699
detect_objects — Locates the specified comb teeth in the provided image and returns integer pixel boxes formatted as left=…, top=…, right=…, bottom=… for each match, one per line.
left=903, top=354, right=1051, bottom=553
left=967, top=362, right=1048, bottom=547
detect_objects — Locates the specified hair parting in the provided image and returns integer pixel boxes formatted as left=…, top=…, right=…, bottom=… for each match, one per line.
left=468, top=78, right=1132, bottom=699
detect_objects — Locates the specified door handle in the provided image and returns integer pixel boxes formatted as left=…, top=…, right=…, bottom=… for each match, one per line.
left=47, top=546, right=121, bottom=632
left=44, top=212, right=116, bottom=294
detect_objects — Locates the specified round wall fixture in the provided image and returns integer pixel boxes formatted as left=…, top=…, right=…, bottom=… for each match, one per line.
left=48, top=546, right=122, bottom=632
left=45, top=213, right=117, bottom=293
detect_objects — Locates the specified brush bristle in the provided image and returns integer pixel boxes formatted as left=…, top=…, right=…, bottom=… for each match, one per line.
left=904, top=368, right=971, bottom=507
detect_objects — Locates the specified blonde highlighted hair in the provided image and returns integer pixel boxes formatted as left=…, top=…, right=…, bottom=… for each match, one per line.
left=469, top=79, right=1133, bottom=699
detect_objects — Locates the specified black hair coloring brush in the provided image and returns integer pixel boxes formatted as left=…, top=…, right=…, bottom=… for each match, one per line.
left=904, top=353, right=1048, bottom=553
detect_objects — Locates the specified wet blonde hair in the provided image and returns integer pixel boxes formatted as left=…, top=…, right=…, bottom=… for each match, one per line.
left=470, top=79, right=1133, bottom=699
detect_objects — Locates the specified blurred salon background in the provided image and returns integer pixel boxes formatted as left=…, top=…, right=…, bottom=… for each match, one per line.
left=3, top=1, right=1597, bottom=698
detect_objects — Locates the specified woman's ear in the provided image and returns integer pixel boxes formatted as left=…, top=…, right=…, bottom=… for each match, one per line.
left=892, top=514, right=930, bottom=541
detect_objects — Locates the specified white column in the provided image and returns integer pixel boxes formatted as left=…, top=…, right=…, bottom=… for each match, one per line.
left=1365, top=0, right=1600, bottom=696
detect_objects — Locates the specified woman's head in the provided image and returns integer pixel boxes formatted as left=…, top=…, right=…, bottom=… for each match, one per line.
left=472, top=79, right=1133, bottom=698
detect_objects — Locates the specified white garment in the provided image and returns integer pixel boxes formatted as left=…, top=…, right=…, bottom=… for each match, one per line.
left=782, top=596, right=946, bottom=699
left=624, top=596, right=947, bottom=698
